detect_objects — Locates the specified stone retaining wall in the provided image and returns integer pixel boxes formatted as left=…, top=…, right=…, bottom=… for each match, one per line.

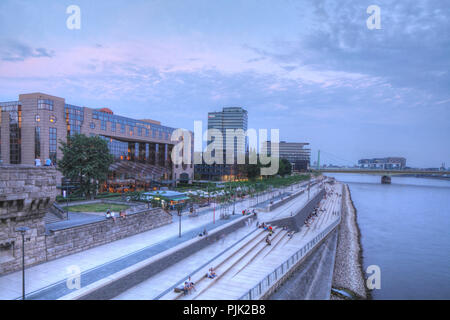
left=268, top=189, right=326, bottom=232
left=258, top=181, right=318, bottom=212
left=45, top=208, right=172, bottom=261
left=0, top=165, right=174, bottom=275
left=0, top=165, right=57, bottom=274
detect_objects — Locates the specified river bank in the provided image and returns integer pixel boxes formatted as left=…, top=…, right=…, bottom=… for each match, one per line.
left=331, top=183, right=368, bottom=300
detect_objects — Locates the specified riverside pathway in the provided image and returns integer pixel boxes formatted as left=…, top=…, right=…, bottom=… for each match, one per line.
left=0, top=181, right=311, bottom=300
left=113, top=183, right=325, bottom=300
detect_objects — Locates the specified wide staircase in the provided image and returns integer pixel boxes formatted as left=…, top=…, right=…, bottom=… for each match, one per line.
left=158, top=183, right=342, bottom=301
left=157, top=225, right=289, bottom=300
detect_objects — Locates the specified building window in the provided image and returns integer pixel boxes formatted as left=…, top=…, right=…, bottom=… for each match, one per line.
left=138, top=127, right=142, bottom=136
left=121, top=124, right=125, bottom=133
left=90, top=122, right=95, bottom=129
left=49, top=115, right=56, bottom=123
left=38, top=99, right=54, bottom=111
left=9, top=107, right=21, bottom=164
left=49, top=127, right=57, bottom=164
left=145, top=129, right=149, bottom=137
left=101, top=120, right=106, bottom=131
left=111, top=122, right=116, bottom=132
left=35, top=127, right=41, bottom=159
left=35, top=115, right=40, bottom=122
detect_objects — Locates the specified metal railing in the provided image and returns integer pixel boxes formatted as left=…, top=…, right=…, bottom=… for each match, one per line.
left=239, top=216, right=341, bottom=300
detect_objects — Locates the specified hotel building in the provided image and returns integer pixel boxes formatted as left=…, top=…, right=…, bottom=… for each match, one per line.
left=195, top=107, right=248, bottom=181
left=0, top=93, right=193, bottom=191
left=262, top=141, right=311, bottom=171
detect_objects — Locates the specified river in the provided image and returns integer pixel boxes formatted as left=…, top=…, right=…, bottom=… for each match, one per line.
left=326, top=174, right=450, bottom=300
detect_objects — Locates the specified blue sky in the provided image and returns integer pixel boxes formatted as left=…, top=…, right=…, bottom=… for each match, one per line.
left=0, top=0, right=449, bottom=167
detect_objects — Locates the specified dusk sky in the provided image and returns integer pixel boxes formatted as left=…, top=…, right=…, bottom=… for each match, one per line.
left=0, top=0, right=449, bottom=167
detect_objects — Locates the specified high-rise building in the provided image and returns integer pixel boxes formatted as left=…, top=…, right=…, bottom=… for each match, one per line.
left=196, top=107, right=248, bottom=180
left=262, top=141, right=311, bottom=171
left=207, top=107, right=248, bottom=159
left=0, top=93, right=194, bottom=190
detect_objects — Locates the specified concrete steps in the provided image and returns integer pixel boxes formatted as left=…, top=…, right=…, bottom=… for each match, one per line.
left=192, top=228, right=285, bottom=300
left=44, top=211, right=64, bottom=224
left=159, top=228, right=267, bottom=300
left=187, top=231, right=271, bottom=299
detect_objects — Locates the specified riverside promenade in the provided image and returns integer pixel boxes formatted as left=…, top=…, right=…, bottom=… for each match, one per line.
left=0, top=180, right=313, bottom=300
left=112, top=182, right=338, bottom=300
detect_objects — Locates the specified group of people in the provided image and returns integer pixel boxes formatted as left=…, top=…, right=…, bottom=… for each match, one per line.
left=198, top=228, right=208, bottom=237
left=175, top=268, right=217, bottom=296
left=258, top=222, right=273, bottom=234
left=179, top=277, right=196, bottom=295
left=281, top=226, right=294, bottom=239
left=242, top=209, right=257, bottom=217
left=207, top=267, right=217, bottom=279
left=258, top=222, right=274, bottom=245
left=105, top=209, right=127, bottom=222
left=304, top=206, right=321, bottom=227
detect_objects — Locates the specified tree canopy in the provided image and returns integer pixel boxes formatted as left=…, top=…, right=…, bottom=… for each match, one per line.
left=278, top=158, right=292, bottom=177
left=58, top=134, right=113, bottom=199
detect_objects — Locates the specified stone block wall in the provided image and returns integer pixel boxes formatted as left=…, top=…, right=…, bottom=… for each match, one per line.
left=45, top=208, right=172, bottom=261
left=0, top=165, right=57, bottom=274
left=0, top=165, right=174, bottom=275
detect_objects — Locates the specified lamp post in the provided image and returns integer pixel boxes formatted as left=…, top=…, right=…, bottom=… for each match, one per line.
left=177, top=204, right=182, bottom=238
left=232, top=184, right=236, bottom=215
left=16, top=226, right=30, bottom=300
left=308, top=181, right=311, bottom=200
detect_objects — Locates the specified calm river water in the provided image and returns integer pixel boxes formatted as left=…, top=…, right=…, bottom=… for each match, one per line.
left=327, top=174, right=450, bottom=300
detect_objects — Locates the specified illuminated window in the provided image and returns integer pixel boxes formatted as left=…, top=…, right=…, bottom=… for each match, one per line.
left=35, top=115, right=40, bottom=122
left=49, top=115, right=56, bottom=123
left=49, top=127, right=57, bottom=164
left=9, top=107, right=21, bottom=164
left=35, top=127, right=41, bottom=159
left=38, top=99, right=54, bottom=111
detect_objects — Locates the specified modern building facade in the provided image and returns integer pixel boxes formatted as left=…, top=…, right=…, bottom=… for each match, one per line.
left=358, top=157, right=406, bottom=169
left=195, top=107, right=248, bottom=180
left=0, top=93, right=193, bottom=191
left=262, top=141, right=311, bottom=171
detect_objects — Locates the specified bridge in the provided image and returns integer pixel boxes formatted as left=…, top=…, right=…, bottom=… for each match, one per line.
left=315, top=168, right=450, bottom=183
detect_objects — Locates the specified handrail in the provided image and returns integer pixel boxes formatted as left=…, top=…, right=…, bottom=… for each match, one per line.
left=238, top=216, right=341, bottom=300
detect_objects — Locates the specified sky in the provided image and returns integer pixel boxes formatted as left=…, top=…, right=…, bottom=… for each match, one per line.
left=0, top=0, right=449, bottom=168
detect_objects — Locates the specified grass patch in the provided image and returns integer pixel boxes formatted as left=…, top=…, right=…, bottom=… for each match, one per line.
left=66, top=203, right=130, bottom=213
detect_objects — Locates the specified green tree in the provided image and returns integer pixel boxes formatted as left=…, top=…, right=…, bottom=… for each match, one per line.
left=58, top=134, right=114, bottom=200
left=278, top=158, right=292, bottom=177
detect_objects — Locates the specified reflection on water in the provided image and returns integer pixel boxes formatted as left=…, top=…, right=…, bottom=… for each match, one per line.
left=327, top=174, right=450, bottom=300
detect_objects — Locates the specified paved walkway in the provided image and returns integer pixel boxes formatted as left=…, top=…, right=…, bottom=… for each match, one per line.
left=113, top=184, right=325, bottom=300
left=0, top=181, right=310, bottom=300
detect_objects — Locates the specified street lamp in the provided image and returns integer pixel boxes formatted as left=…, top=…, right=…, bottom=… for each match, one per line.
left=15, top=226, right=30, bottom=300
left=177, top=204, right=182, bottom=238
